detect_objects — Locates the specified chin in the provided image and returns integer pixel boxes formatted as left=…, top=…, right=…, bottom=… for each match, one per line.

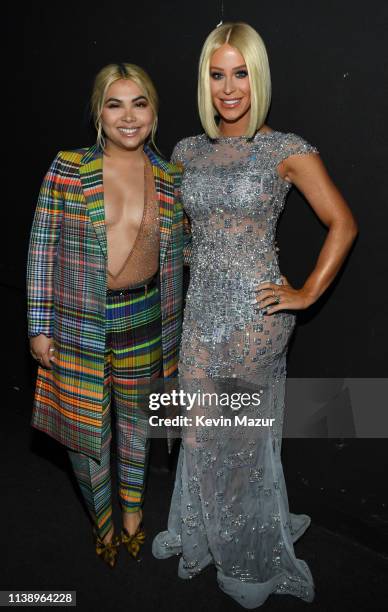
left=120, top=139, right=144, bottom=150
left=221, top=109, right=251, bottom=126
left=220, top=114, right=245, bottom=124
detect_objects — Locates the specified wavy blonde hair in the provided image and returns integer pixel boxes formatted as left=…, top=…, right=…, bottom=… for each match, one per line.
left=198, top=22, right=271, bottom=138
left=91, top=63, right=158, bottom=150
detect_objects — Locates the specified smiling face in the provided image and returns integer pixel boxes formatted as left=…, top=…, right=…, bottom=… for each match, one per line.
left=209, top=43, right=251, bottom=136
left=100, top=79, right=154, bottom=153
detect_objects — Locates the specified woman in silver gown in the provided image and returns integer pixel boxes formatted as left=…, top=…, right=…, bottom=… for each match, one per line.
left=152, top=22, right=357, bottom=608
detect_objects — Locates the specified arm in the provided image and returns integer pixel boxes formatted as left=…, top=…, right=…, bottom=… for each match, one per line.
left=27, top=153, right=64, bottom=367
left=172, top=172, right=191, bottom=266
left=171, top=141, right=192, bottom=266
left=183, top=211, right=192, bottom=266
left=256, top=152, right=358, bottom=314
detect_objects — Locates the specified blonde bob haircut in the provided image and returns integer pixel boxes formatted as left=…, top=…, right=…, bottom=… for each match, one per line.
left=198, top=22, right=271, bottom=139
left=91, top=63, right=158, bottom=150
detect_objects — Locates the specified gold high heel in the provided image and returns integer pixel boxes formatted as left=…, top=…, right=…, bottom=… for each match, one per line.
left=121, top=513, right=145, bottom=561
left=94, top=530, right=120, bottom=568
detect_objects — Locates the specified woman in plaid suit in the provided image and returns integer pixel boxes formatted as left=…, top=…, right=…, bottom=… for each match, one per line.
left=27, top=63, right=186, bottom=567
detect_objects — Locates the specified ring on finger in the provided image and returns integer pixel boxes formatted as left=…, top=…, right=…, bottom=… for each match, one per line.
left=275, top=294, right=281, bottom=304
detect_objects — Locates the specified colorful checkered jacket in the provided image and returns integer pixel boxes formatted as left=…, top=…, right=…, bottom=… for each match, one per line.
left=27, top=144, right=186, bottom=461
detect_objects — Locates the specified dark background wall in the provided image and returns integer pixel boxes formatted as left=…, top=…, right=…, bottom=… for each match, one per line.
left=4, top=0, right=388, bottom=556
left=6, top=0, right=388, bottom=376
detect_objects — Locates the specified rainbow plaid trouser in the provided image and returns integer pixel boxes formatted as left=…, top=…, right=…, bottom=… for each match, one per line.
left=68, top=284, right=162, bottom=539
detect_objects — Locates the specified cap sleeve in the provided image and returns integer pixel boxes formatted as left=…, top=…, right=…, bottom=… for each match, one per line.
left=171, top=139, right=187, bottom=167
left=276, top=132, right=319, bottom=166
left=170, top=136, right=201, bottom=167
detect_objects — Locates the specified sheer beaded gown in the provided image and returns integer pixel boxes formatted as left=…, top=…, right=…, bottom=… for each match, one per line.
left=152, top=131, right=318, bottom=608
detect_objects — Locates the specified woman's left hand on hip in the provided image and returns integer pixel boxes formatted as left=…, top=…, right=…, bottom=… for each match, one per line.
left=254, top=275, right=315, bottom=314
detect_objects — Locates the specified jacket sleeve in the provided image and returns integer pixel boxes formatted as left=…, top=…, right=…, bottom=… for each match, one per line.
left=27, top=152, right=64, bottom=338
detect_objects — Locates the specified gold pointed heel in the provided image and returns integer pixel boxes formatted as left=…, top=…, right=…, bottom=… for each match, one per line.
left=121, top=523, right=146, bottom=561
left=94, top=530, right=120, bottom=568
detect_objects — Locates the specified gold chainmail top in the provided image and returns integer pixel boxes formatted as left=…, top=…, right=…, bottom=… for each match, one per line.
left=106, top=155, right=160, bottom=290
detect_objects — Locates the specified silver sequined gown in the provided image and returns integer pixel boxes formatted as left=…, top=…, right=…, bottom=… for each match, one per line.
left=153, top=131, right=318, bottom=608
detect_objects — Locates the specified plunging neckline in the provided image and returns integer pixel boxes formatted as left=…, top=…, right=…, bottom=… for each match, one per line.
left=106, top=154, right=147, bottom=281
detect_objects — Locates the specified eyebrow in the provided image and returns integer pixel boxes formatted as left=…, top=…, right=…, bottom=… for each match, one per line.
left=105, top=95, right=148, bottom=103
left=209, top=64, right=247, bottom=71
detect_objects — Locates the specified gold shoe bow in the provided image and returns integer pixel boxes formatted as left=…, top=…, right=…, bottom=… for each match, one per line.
left=121, top=525, right=146, bottom=560
left=95, top=532, right=120, bottom=568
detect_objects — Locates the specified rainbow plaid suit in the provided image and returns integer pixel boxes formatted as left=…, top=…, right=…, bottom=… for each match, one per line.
left=27, top=144, right=184, bottom=461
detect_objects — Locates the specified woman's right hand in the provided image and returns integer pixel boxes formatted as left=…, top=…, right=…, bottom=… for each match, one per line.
left=29, top=335, right=56, bottom=369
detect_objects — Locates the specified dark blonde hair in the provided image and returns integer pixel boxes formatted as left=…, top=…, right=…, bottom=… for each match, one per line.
left=91, top=63, right=158, bottom=149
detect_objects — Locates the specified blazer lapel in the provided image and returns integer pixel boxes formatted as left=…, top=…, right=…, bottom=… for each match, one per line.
left=79, top=144, right=174, bottom=266
left=79, top=145, right=107, bottom=259
left=144, top=145, right=174, bottom=270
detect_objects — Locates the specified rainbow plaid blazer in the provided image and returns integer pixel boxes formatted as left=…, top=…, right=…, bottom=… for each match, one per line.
left=27, top=144, right=185, bottom=461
